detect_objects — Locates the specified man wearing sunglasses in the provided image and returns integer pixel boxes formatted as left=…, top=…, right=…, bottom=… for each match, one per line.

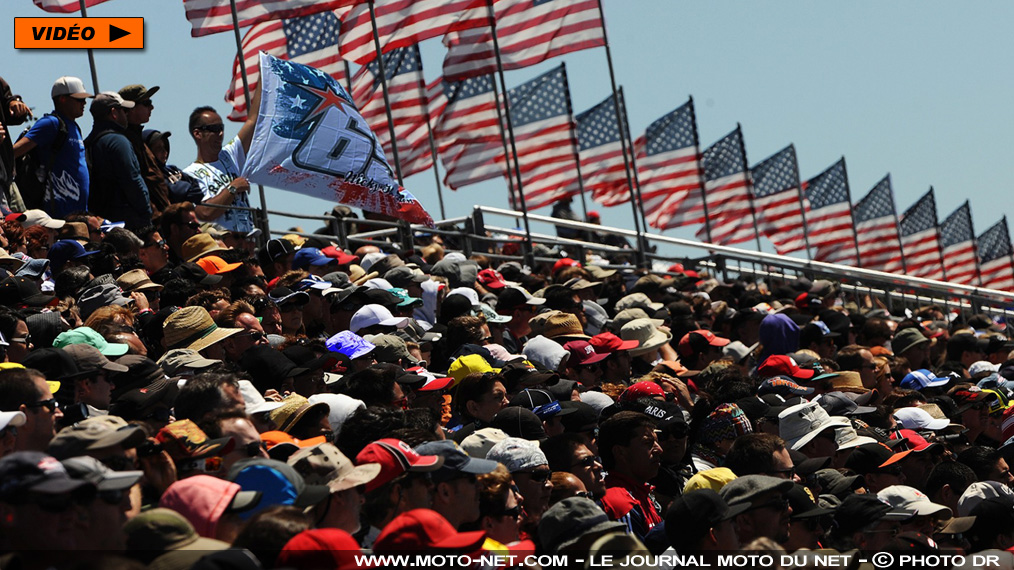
left=0, top=367, right=62, bottom=452
left=185, top=82, right=260, bottom=236
left=118, top=84, right=170, bottom=215
left=85, top=92, right=153, bottom=230
left=719, top=474, right=795, bottom=544
left=0, top=451, right=97, bottom=561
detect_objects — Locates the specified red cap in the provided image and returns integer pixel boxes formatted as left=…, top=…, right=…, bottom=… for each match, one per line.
left=589, top=332, right=639, bottom=353
left=407, top=367, right=455, bottom=392
left=668, top=263, right=684, bottom=273
left=277, top=529, right=366, bottom=569
left=677, top=329, right=730, bottom=358
left=1003, top=406, right=1014, bottom=443
left=374, top=509, right=487, bottom=553
left=477, top=268, right=509, bottom=290
left=552, top=258, right=581, bottom=274
left=4, top=213, right=26, bottom=223
left=756, top=354, right=816, bottom=381
left=355, top=438, right=443, bottom=492
left=619, top=381, right=665, bottom=403
left=890, top=429, right=940, bottom=453
left=563, top=340, right=610, bottom=367
left=587, top=211, right=601, bottom=221
left=321, top=246, right=359, bottom=265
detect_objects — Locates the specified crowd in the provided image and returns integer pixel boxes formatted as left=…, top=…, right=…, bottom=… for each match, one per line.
left=2, top=76, right=1014, bottom=570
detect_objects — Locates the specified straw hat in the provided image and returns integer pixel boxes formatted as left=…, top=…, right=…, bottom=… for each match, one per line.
left=541, top=312, right=590, bottom=340
left=270, top=394, right=330, bottom=435
left=181, top=233, right=229, bottom=263
left=620, top=318, right=672, bottom=357
left=163, top=306, right=242, bottom=353
left=828, top=371, right=867, bottom=394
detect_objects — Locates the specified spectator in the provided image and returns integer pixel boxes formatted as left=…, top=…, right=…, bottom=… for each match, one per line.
left=85, top=92, right=152, bottom=229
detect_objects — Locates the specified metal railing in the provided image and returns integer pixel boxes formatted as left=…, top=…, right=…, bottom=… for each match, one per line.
left=200, top=199, right=1014, bottom=319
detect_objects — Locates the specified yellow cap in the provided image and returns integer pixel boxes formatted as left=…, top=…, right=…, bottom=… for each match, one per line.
left=683, top=467, right=737, bottom=494
left=447, top=354, right=499, bottom=385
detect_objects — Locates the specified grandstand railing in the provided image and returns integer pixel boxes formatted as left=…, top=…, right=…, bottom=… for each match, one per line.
left=202, top=200, right=1014, bottom=320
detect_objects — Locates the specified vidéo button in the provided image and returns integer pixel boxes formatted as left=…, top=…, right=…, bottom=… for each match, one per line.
left=14, top=18, right=144, bottom=49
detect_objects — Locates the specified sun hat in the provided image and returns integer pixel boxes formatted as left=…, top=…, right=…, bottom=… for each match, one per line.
left=620, top=318, right=672, bottom=357
left=163, top=306, right=242, bottom=353
left=778, top=401, right=851, bottom=450
left=181, top=233, right=229, bottom=263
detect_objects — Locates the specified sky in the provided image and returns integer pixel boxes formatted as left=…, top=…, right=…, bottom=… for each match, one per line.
left=5, top=1, right=1014, bottom=260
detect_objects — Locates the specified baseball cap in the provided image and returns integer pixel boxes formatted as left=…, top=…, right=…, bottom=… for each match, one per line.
left=355, top=438, right=444, bottom=492
left=677, top=329, right=730, bottom=358
left=477, top=268, right=510, bottom=290
left=497, top=286, right=545, bottom=311
left=227, top=457, right=330, bottom=511
left=61, top=455, right=143, bottom=492
left=563, top=339, right=610, bottom=368
left=287, top=443, right=381, bottom=493
left=877, top=485, right=951, bottom=518
left=52, top=76, right=93, bottom=99
left=0, top=451, right=94, bottom=500
left=48, top=415, right=146, bottom=459
left=91, top=91, right=135, bottom=115
left=196, top=255, right=242, bottom=275
left=350, top=304, right=410, bottom=333
left=118, top=84, right=159, bottom=103
left=901, top=369, right=950, bottom=391
left=156, top=419, right=235, bottom=462
left=757, top=354, right=817, bottom=381
left=293, top=248, right=338, bottom=270
left=415, top=440, right=499, bottom=483
left=374, top=508, right=486, bottom=553
left=54, top=326, right=129, bottom=357
left=589, top=331, right=639, bottom=352
left=834, top=493, right=916, bottom=535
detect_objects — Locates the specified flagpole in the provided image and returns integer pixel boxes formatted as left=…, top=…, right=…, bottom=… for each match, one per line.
left=736, top=124, right=763, bottom=253
left=789, top=145, right=812, bottom=259
left=485, top=0, right=534, bottom=266
left=618, top=87, right=648, bottom=234
left=487, top=77, right=519, bottom=211
left=966, top=201, right=983, bottom=286
left=559, top=64, right=588, bottom=219
left=416, top=75, right=447, bottom=219
left=343, top=61, right=353, bottom=93
left=596, top=0, right=647, bottom=266
left=840, top=156, right=862, bottom=264
left=365, top=1, right=403, bottom=186
left=929, top=188, right=947, bottom=280
left=891, top=176, right=908, bottom=274
left=688, top=97, right=713, bottom=244
left=78, top=0, right=100, bottom=92
left=228, top=0, right=269, bottom=239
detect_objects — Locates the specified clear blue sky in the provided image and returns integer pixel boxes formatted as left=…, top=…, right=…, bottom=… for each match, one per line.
left=6, top=1, right=1014, bottom=258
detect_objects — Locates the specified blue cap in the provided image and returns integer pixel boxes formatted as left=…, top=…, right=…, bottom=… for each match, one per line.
left=47, top=240, right=98, bottom=273
left=901, top=369, right=949, bottom=390
left=292, top=248, right=336, bottom=270
left=325, top=331, right=375, bottom=360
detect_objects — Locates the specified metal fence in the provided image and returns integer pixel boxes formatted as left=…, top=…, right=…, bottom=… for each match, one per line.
left=205, top=200, right=1014, bottom=321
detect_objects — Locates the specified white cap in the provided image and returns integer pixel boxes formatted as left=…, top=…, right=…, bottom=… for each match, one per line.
left=878, top=485, right=952, bottom=518
left=362, top=278, right=393, bottom=290
left=0, top=411, right=26, bottom=432
left=22, top=209, right=65, bottom=230
left=359, top=252, right=387, bottom=271
left=237, top=379, right=284, bottom=416
left=51, top=76, right=93, bottom=99
left=893, top=406, right=951, bottom=431
left=834, top=425, right=878, bottom=451
left=957, top=481, right=1014, bottom=516
left=970, top=360, right=1000, bottom=377
left=308, top=393, right=364, bottom=437
left=447, top=287, right=481, bottom=308
left=349, top=303, right=409, bottom=333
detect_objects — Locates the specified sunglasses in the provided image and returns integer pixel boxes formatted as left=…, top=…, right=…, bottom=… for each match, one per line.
left=244, top=441, right=268, bottom=457
left=518, top=469, right=552, bottom=483
left=139, top=100, right=154, bottom=108
left=26, top=398, right=58, bottom=412
left=493, top=505, right=522, bottom=519
left=143, top=239, right=167, bottom=249
left=196, top=123, right=225, bottom=134
left=237, top=330, right=267, bottom=342
left=100, top=455, right=137, bottom=472
left=9, top=335, right=32, bottom=346
left=96, top=488, right=127, bottom=506
left=571, top=455, right=602, bottom=469
left=575, top=491, right=595, bottom=499
left=31, top=488, right=96, bottom=513
left=746, top=498, right=790, bottom=513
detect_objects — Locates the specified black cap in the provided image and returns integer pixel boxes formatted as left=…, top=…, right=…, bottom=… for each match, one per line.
left=109, top=377, right=179, bottom=422
left=844, top=442, right=904, bottom=474
left=21, top=347, right=82, bottom=381
left=172, top=262, right=222, bottom=286
left=834, top=493, right=911, bottom=534
left=0, top=276, right=56, bottom=307
left=499, top=359, right=559, bottom=392
left=110, top=356, right=166, bottom=400
left=664, top=489, right=750, bottom=547
left=490, top=407, right=547, bottom=441
left=559, top=401, right=599, bottom=433
left=508, top=389, right=575, bottom=420
left=263, top=238, right=296, bottom=262
left=0, top=451, right=94, bottom=501
left=239, top=346, right=308, bottom=393
left=787, top=482, right=834, bottom=520
left=948, top=333, right=990, bottom=356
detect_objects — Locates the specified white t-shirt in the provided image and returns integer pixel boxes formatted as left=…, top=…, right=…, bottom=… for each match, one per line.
left=184, top=136, right=255, bottom=233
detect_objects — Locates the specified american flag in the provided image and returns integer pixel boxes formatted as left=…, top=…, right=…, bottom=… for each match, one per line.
left=33, top=0, right=110, bottom=12
left=853, top=175, right=904, bottom=273
left=339, top=0, right=488, bottom=65
left=226, top=12, right=346, bottom=122
left=804, top=159, right=858, bottom=265
left=693, top=127, right=756, bottom=246
left=638, top=100, right=705, bottom=229
left=978, top=217, right=1014, bottom=291
left=899, top=189, right=945, bottom=280
left=495, top=64, right=581, bottom=210
left=183, top=0, right=355, bottom=37
left=751, top=145, right=806, bottom=255
left=351, top=46, right=433, bottom=178
left=577, top=92, right=634, bottom=208
left=431, top=74, right=507, bottom=189
left=442, top=0, right=606, bottom=81
left=940, top=201, right=979, bottom=286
